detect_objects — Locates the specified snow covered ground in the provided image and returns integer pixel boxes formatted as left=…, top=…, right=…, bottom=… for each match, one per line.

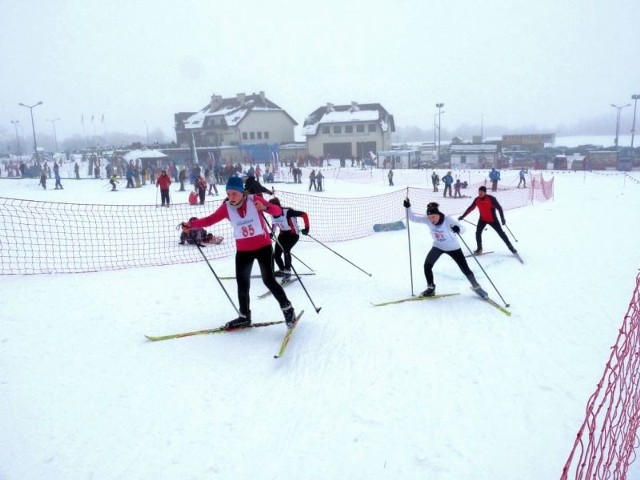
left=1, top=167, right=640, bottom=479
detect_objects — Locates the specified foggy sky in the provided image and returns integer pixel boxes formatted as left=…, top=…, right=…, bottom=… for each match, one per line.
left=2, top=0, right=639, bottom=143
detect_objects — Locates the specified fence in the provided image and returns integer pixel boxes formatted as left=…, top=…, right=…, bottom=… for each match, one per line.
left=561, top=273, right=640, bottom=479
left=0, top=173, right=553, bottom=275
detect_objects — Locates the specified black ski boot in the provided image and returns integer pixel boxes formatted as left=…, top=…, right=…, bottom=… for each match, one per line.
left=420, top=285, right=436, bottom=297
left=282, top=303, right=296, bottom=328
left=225, top=312, right=251, bottom=329
left=467, top=274, right=488, bottom=299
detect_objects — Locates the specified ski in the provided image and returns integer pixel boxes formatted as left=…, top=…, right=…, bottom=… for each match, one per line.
left=144, top=320, right=284, bottom=342
left=479, top=296, right=512, bottom=316
left=220, top=273, right=315, bottom=280
left=372, top=293, right=460, bottom=307
left=465, top=251, right=494, bottom=258
left=274, top=310, right=305, bottom=359
left=258, top=278, right=299, bottom=299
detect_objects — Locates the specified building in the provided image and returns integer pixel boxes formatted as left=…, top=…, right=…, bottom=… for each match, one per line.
left=174, top=92, right=298, bottom=162
left=449, top=143, right=499, bottom=169
left=302, top=102, right=395, bottom=159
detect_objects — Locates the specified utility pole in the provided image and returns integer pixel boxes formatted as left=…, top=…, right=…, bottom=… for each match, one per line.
left=19, top=101, right=43, bottom=163
left=436, top=103, right=444, bottom=163
left=47, top=118, right=60, bottom=152
left=10, top=120, right=21, bottom=155
left=631, top=94, right=639, bottom=155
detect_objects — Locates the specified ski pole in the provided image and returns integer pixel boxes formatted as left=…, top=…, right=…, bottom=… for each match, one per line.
left=405, top=192, right=414, bottom=296
left=260, top=212, right=322, bottom=313
left=504, top=224, right=518, bottom=243
left=155, top=185, right=159, bottom=207
left=305, top=233, right=372, bottom=277
left=195, top=243, right=240, bottom=315
left=462, top=218, right=487, bottom=231
left=457, top=232, right=510, bottom=307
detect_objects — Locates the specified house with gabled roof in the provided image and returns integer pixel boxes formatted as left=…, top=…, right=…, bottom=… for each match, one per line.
left=302, top=102, right=395, bottom=160
left=175, top=91, right=297, bottom=149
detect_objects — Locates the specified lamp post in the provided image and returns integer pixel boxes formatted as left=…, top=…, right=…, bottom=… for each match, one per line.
left=631, top=95, right=640, bottom=156
left=19, top=101, right=43, bottom=163
left=10, top=120, right=21, bottom=155
left=436, top=103, right=445, bottom=162
left=611, top=103, right=630, bottom=150
left=144, top=120, right=149, bottom=145
left=47, top=118, right=60, bottom=152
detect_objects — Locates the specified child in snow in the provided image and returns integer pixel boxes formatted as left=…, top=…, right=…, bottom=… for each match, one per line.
left=179, top=217, right=222, bottom=245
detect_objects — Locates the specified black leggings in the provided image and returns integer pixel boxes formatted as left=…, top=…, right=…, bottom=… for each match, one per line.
left=235, top=245, right=289, bottom=316
left=424, top=247, right=472, bottom=286
left=274, top=233, right=299, bottom=271
left=476, top=220, right=513, bottom=251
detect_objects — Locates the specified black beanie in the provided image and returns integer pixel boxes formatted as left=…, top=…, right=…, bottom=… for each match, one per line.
left=426, top=205, right=441, bottom=215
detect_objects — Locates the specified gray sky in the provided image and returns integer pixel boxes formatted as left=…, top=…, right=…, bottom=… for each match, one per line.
left=2, top=0, right=639, bottom=142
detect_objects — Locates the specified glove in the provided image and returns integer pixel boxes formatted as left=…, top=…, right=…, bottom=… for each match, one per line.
left=451, top=225, right=460, bottom=234
left=181, top=222, right=191, bottom=233
left=458, top=216, right=464, bottom=221
left=301, top=228, right=309, bottom=236
left=501, top=219, right=506, bottom=226
left=403, top=199, right=411, bottom=208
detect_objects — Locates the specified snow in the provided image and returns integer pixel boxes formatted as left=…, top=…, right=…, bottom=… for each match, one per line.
left=1, top=167, right=640, bottom=480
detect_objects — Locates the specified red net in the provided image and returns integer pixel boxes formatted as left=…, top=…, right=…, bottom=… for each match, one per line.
left=561, top=273, right=640, bottom=479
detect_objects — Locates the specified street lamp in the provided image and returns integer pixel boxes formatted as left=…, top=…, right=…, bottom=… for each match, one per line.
left=47, top=118, right=60, bottom=152
left=436, top=103, right=445, bottom=162
left=631, top=94, right=640, bottom=154
left=19, top=101, right=43, bottom=163
left=611, top=103, right=630, bottom=150
left=10, top=120, right=21, bottom=155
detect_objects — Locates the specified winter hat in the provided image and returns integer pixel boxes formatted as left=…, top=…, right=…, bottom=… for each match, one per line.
left=426, top=202, right=441, bottom=215
left=226, top=176, right=244, bottom=193
left=479, top=186, right=487, bottom=192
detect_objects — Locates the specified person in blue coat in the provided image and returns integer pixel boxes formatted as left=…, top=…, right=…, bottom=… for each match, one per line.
left=489, top=168, right=500, bottom=191
left=441, top=171, right=454, bottom=197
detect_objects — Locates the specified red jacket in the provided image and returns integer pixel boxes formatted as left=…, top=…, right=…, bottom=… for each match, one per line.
left=189, top=195, right=281, bottom=252
left=156, top=174, right=172, bottom=190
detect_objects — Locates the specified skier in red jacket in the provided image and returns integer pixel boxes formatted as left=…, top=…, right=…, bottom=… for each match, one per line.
left=181, top=176, right=296, bottom=329
left=458, top=186, right=516, bottom=255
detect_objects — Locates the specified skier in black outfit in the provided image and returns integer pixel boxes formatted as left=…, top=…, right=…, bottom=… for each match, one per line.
left=267, top=198, right=310, bottom=281
left=244, top=175, right=274, bottom=197
left=458, top=186, right=516, bottom=255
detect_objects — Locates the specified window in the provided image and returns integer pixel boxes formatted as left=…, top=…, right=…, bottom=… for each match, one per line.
left=257, top=132, right=262, bottom=139
left=345, top=125, right=353, bottom=133
left=333, top=125, right=342, bottom=134
left=368, top=124, right=376, bottom=132
left=356, top=124, right=365, bottom=133
left=242, top=132, right=248, bottom=140
left=264, top=131, right=269, bottom=139
left=250, top=132, right=255, bottom=140
left=322, top=126, right=330, bottom=134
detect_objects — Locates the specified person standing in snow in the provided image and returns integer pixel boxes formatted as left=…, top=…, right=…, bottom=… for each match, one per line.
left=53, top=162, right=63, bottom=190
left=388, top=169, right=394, bottom=186
left=315, top=170, right=324, bottom=191
left=458, top=186, right=516, bottom=255
left=308, top=169, right=317, bottom=191
left=517, top=168, right=527, bottom=188
left=156, top=170, right=172, bottom=207
left=181, top=176, right=297, bottom=329
left=431, top=171, right=440, bottom=192
left=489, top=168, right=500, bottom=192
left=441, top=171, right=454, bottom=197
left=404, top=200, right=488, bottom=298
left=267, top=197, right=310, bottom=281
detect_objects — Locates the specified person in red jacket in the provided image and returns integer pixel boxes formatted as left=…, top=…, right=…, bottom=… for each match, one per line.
left=267, top=197, right=310, bottom=281
left=181, top=176, right=296, bottom=329
left=458, top=186, right=516, bottom=255
left=156, top=170, right=172, bottom=207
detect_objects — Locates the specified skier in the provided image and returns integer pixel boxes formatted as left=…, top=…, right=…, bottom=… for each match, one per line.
left=244, top=175, right=273, bottom=197
left=267, top=197, right=310, bottom=281
left=53, top=162, right=63, bottom=190
left=517, top=168, right=527, bottom=188
left=195, top=176, right=207, bottom=205
left=458, top=186, right=517, bottom=255
left=308, top=169, right=317, bottom=191
left=388, top=169, right=394, bottom=186
left=431, top=171, right=440, bottom=192
left=441, top=171, right=454, bottom=197
left=39, top=170, right=47, bottom=190
left=109, top=174, right=119, bottom=191
left=181, top=176, right=296, bottom=329
left=404, top=199, right=488, bottom=298
left=315, top=170, right=324, bottom=191
left=156, top=170, right=172, bottom=207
